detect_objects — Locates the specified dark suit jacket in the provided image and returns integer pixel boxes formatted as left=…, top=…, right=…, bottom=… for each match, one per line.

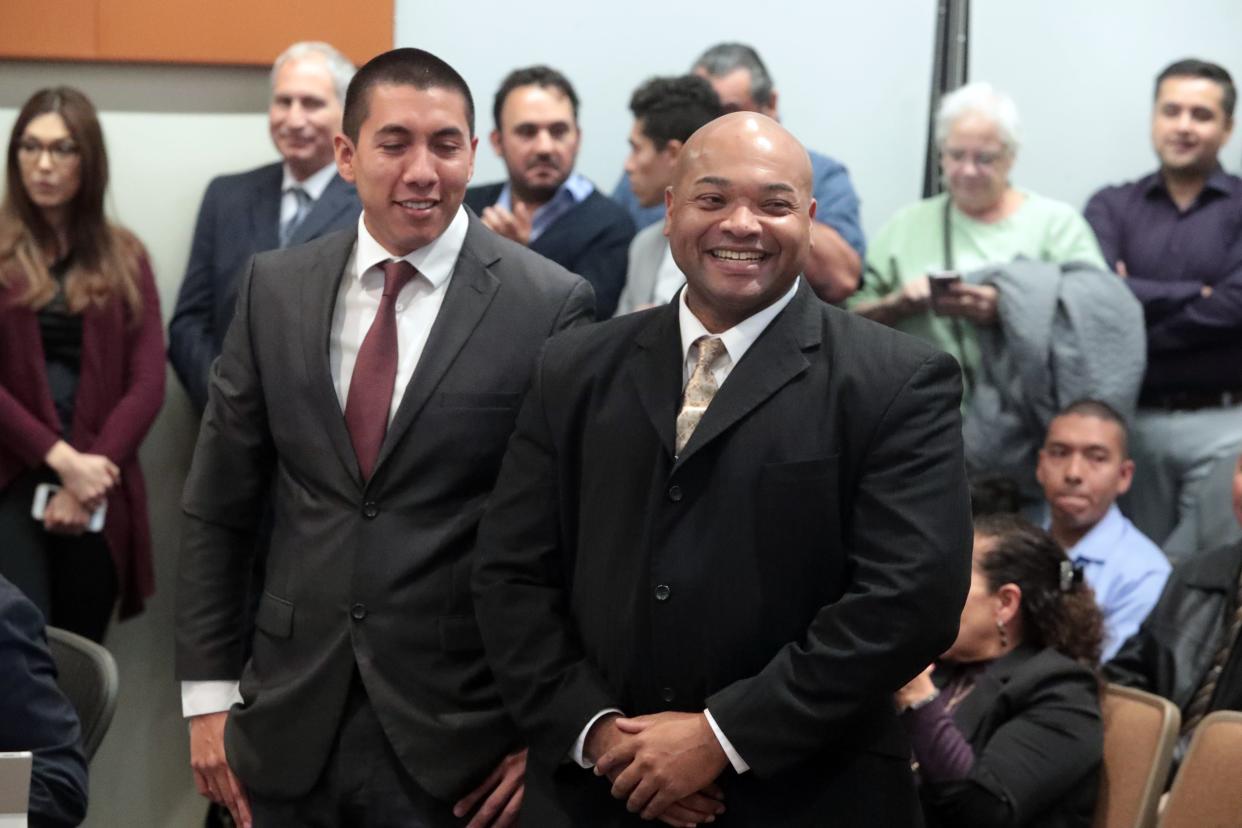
left=168, top=161, right=360, bottom=411
left=473, top=282, right=973, bottom=826
left=0, top=251, right=165, bottom=617
left=921, top=646, right=1102, bottom=828
left=175, top=214, right=595, bottom=801
left=464, top=182, right=634, bottom=318
left=0, top=576, right=88, bottom=828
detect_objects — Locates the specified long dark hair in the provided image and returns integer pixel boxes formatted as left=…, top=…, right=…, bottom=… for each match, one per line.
left=0, top=86, right=142, bottom=318
left=974, top=513, right=1104, bottom=666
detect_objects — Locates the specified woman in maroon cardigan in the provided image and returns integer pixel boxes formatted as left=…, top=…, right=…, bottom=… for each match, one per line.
left=0, top=87, right=164, bottom=642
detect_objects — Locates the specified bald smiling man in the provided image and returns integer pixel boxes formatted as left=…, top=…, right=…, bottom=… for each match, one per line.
left=473, top=113, right=973, bottom=827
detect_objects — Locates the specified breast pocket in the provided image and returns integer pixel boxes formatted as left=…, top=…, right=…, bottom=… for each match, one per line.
left=439, top=392, right=522, bottom=410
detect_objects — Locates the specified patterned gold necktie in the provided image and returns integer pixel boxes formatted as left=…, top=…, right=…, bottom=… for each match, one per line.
left=676, top=336, right=728, bottom=455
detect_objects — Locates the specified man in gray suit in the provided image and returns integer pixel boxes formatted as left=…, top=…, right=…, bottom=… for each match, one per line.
left=169, top=41, right=362, bottom=412
left=614, top=75, right=722, bottom=317
left=175, top=48, right=594, bottom=827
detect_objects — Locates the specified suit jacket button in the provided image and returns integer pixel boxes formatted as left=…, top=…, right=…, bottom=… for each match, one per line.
left=667, top=485, right=682, bottom=502
left=363, top=501, right=378, bottom=519
left=654, top=584, right=671, bottom=602
left=661, top=686, right=676, bottom=702
left=351, top=603, right=367, bottom=620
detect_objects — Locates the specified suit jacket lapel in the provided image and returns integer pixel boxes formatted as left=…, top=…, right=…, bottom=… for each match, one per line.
left=674, top=282, right=822, bottom=468
left=289, top=175, right=357, bottom=246
left=251, top=165, right=282, bottom=252
left=627, top=304, right=684, bottom=461
left=371, top=215, right=500, bottom=477
left=952, top=645, right=1035, bottom=742
left=300, top=232, right=360, bottom=485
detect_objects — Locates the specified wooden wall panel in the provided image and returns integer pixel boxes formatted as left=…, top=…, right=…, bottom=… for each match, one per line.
left=1, top=0, right=391, bottom=67
left=0, top=0, right=99, bottom=61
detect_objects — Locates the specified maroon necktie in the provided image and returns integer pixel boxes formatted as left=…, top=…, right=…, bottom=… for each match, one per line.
left=344, top=260, right=417, bottom=481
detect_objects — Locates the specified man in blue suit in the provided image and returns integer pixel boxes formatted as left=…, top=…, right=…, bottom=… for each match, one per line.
left=0, top=575, right=88, bottom=828
left=169, top=41, right=362, bottom=411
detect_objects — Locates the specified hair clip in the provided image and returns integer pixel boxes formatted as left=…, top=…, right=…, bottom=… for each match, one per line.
left=1058, top=560, right=1084, bottom=593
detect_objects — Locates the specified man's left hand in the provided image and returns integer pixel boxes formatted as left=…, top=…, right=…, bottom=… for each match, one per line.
left=936, top=283, right=1000, bottom=325
left=480, top=203, right=534, bottom=246
left=595, top=712, right=729, bottom=820
left=452, top=747, right=526, bottom=828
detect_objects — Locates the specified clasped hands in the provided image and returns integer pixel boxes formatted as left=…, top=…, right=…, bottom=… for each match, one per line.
left=896, top=277, right=1000, bottom=325
left=41, top=440, right=119, bottom=535
left=586, top=712, right=729, bottom=827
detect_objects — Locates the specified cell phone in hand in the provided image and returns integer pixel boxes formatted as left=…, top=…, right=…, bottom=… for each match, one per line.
left=927, top=270, right=961, bottom=315
left=31, top=483, right=106, bottom=532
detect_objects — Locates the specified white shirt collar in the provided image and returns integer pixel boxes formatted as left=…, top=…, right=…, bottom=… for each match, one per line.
left=282, top=161, right=338, bottom=200
left=678, top=277, right=801, bottom=369
left=353, top=206, right=469, bottom=289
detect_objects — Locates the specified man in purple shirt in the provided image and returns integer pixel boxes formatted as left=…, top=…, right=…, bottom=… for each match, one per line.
left=1085, top=58, right=1242, bottom=555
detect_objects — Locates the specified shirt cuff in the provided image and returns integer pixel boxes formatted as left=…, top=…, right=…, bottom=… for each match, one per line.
left=181, top=680, right=242, bottom=718
left=705, top=708, right=749, bottom=774
left=571, top=708, right=625, bottom=768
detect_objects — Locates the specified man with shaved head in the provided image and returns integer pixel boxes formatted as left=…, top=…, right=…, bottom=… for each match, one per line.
left=474, top=113, right=971, bottom=826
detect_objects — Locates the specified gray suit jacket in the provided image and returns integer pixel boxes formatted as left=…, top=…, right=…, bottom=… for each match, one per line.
left=175, top=213, right=594, bottom=801
left=614, top=222, right=671, bottom=317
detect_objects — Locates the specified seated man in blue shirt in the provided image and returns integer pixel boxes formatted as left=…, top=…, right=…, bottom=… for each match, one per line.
left=466, top=65, right=634, bottom=317
left=1037, top=400, right=1171, bottom=660
left=612, top=42, right=865, bottom=303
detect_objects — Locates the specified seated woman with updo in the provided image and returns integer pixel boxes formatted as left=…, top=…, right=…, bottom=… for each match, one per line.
left=896, top=513, right=1104, bottom=827
left=0, top=87, right=164, bottom=641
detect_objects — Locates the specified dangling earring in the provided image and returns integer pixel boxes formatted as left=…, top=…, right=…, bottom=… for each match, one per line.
left=996, top=619, right=1009, bottom=649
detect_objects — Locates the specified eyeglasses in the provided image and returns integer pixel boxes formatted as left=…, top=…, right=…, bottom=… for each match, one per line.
left=941, top=147, right=1006, bottom=169
left=17, top=138, right=80, bottom=165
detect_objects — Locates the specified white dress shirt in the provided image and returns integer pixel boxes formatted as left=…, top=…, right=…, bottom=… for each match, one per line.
left=280, top=161, right=338, bottom=226
left=181, top=207, right=471, bottom=718
left=572, top=277, right=801, bottom=773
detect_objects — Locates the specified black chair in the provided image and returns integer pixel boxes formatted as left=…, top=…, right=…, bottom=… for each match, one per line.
left=45, top=626, right=119, bottom=760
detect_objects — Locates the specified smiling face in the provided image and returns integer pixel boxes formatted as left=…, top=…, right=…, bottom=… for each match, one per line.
left=334, top=83, right=477, bottom=256
left=490, top=84, right=580, bottom=204
left=665, top=113, right=815, bottom=332
left=1037, top=413, right=1134, bottom=540
left=1152, top=75, right=1233, bottom=177
left=269, top=56, right=343, bottom=180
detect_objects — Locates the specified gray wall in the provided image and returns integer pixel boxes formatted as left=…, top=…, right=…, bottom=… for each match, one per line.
left=1, top=2, right=1242, bottom=825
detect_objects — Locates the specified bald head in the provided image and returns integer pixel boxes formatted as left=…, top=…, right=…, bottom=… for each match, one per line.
left=664, top=111, right=817, bottom=333
left=673, top=112, right=813, bottom=197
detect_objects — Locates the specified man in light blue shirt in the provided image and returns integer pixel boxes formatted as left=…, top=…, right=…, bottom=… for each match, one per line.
left=1037, top=400, right=1171, bottom=659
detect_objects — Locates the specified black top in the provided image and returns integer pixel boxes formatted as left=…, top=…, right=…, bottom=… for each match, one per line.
left=36, top=256, right=82, bottom=437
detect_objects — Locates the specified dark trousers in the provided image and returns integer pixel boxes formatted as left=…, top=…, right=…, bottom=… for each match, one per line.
left=0, top=469, right=116, bottom=642
left=249, top=676, right=465, bottom=828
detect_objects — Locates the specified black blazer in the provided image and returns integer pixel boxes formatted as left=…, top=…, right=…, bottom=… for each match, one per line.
left=168, top=162, right=361, bottom=410
left=175, top=215, right=595, bottom=801
left=464, top=182, right=635, bottom=317
left=473, top=282, right=973, bottom=826
left=0, top=577, right=88, bottom=828
left=921, top=646, right=1103, bottom=828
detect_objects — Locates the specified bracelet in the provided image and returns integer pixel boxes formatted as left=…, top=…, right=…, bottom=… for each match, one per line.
left=905, top=687, right=940, bottom=712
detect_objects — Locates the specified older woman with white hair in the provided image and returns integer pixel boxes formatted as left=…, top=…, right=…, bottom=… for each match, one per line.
left=849, top=83, right=1106, bottom=395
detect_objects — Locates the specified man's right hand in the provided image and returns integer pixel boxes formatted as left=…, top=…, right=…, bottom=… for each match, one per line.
left=584, top=715, right=725, bottom=827
left=189, top=711, right=251, bottom=828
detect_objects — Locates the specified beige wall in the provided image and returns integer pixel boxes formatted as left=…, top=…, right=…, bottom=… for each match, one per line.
left=1, top=60, right=276, bottom=828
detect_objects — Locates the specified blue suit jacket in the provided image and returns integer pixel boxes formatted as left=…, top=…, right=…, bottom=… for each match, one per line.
left=0, top=577, right=87, bottom=828
left=168, top=162, right=361, bottom=410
